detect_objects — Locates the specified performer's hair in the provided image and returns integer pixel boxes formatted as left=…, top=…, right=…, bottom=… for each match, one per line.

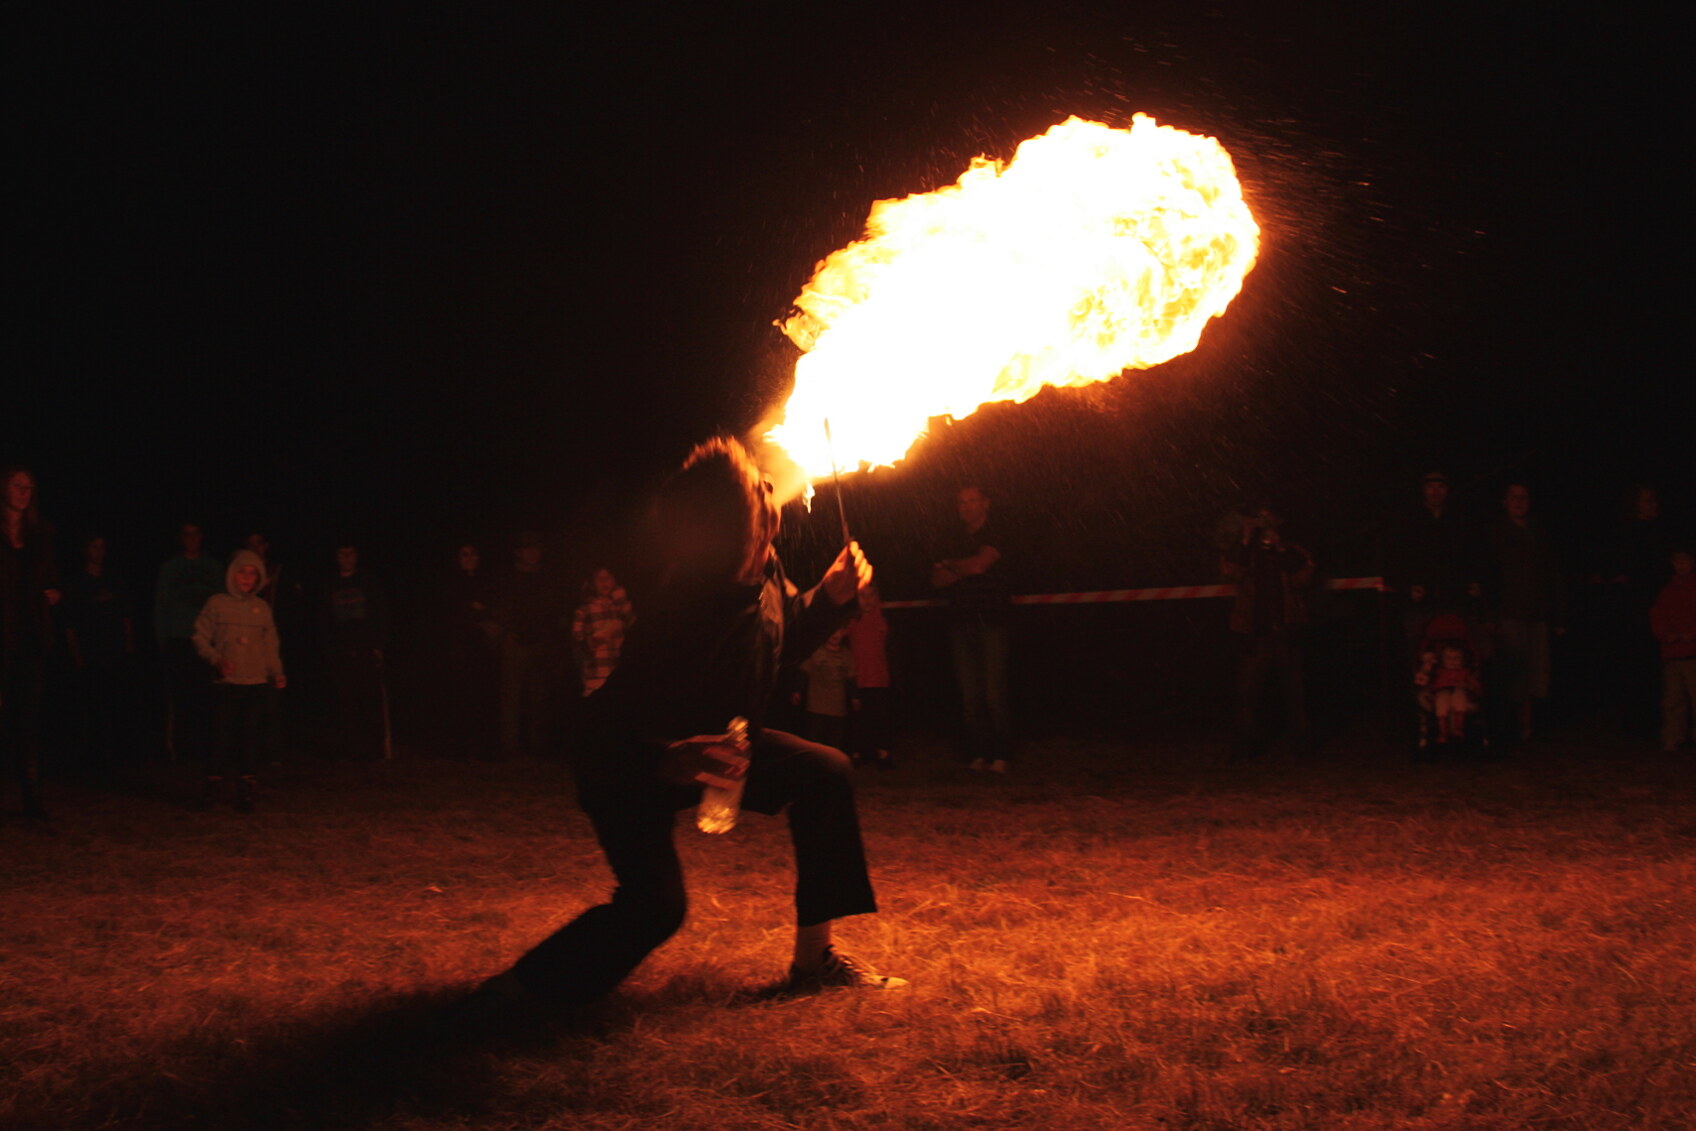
left=656, top=436, right=767, bottom=583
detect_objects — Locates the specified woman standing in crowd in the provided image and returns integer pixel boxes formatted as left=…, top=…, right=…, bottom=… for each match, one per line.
left=1, top=467, right=60, bottom=820
left=440, top=542, right=501, bottom=758
left=1486, top=483, right=1566, bottom=743
left=62, top=532, right=136, bottom=774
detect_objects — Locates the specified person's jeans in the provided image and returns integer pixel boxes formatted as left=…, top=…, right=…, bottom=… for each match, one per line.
left=950, top=614, right=1012, bottom=762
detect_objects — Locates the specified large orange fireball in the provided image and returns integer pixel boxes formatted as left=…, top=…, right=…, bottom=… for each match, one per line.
left=763, top=114, right=1259, bottom=492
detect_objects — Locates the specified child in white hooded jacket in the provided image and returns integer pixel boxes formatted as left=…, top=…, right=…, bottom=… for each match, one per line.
left=193, top=549, right=285, bottom=810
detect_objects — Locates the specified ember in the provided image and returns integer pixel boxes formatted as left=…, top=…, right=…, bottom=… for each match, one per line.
left=765, top=115, right=1259, bottom=491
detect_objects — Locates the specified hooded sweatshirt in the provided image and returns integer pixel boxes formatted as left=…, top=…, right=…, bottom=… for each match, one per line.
left=193, top=550, right=285, bottom=685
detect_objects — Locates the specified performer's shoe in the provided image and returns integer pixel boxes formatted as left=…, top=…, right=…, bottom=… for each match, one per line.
left=989, top=759, right=1008, bottom=773
left=786, top=946, right=908, bottom=992
left=968, top=757, right=986, bottom=772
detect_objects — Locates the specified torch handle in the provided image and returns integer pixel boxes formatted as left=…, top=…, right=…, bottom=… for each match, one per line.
left=823, top=417, right=852, bottom=546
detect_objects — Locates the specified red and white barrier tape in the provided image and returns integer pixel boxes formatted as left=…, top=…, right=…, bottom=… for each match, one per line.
left=880, top=576, right=1385, bottom=610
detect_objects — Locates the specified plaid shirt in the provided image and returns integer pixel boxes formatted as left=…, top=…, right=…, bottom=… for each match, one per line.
left=572, top=589, right=635, bottom=694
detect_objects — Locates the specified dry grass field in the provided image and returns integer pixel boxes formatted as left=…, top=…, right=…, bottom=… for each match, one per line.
left=4, top=724, right=1695, bottom=1130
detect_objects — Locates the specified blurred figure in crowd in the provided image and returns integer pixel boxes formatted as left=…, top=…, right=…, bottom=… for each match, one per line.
left=848, top=583, right=893, bottom=769
left=795, top=627, right=854, bottom=752
left=1591, top=484, right=1674, bottom=735
left=242, top=530, right=310, bottom=657
left=495, top=531, right=566, bottom=759
left=441, top=542, right=500, bottom=759
left=318, top=539, right=389, bottom=761
left=571, top=567, right=634, bottom=697
left=1381, top=470, right=1482, bottom=662
left=1, top=467, right=59, bottom=820
left=240, top=530, right=305, bottom=758
left=1486, top=482, right=1566, bottom=743
left=932, top=485, right=1013, bottom=773
left=156, top=521, right=222, bottom=764
left=62, top=533, right=136, bottom=774
left=1650, top=547, right=1696, bottom=752
left=1221, top=500, right=1315, bottom=759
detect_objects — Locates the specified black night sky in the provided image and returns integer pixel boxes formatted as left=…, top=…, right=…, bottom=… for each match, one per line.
left=15, top=4, right=1688, bottom=597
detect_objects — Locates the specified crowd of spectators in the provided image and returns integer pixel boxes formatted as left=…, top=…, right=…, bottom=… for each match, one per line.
left=1, top=460, right=1690, bottom=820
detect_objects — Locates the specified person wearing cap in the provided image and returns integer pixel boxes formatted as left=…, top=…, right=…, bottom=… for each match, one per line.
left=1382, top=471, right=1484, bottom=661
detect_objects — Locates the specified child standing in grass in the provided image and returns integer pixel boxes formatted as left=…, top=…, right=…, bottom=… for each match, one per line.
left=1650, top=548, right=1696, bottom=752
left=193, top=550, right=285, bottom=812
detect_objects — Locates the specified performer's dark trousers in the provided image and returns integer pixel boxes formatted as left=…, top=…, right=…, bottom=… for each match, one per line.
left=213, top=683, right=268, bottom=778
left=508, top=728, right=877, bottom=1005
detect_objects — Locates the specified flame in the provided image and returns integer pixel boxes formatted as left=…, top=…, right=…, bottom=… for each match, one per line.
left=763, top=114, right=1259, bottom=488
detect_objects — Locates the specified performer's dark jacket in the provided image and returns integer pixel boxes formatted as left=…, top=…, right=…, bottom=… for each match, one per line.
left=571, top=551, right=852, bottom=792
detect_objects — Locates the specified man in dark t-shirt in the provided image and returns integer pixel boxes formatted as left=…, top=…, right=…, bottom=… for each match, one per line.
left=931, top=486, right=1014, bottom=770
left=320, top=542, right=390, bottom=760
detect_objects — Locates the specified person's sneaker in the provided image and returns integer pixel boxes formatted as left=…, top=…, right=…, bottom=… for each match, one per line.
left=968, top=757, right=986, bottom=772
left=786, top=946, right=908, bottom=992
left=989, top=759, right=1008, bottom=773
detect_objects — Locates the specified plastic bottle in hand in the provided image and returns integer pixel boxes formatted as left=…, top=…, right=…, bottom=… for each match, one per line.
left=696, top=716, right=749, bottom=834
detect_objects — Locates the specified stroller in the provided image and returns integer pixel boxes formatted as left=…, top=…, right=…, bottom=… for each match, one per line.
left=1414, top=612, right=1490, bottom=754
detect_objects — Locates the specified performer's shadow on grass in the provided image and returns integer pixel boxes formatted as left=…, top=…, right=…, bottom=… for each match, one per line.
left=51, top=987, right=621, bottom=1131
left=56, top=977, right=799, bottom=1130
left=19, top=968, right=837, bottom=1131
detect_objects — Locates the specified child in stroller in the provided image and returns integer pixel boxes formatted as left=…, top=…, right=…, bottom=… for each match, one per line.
left=1414, top=612, right=1487, bottom=751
